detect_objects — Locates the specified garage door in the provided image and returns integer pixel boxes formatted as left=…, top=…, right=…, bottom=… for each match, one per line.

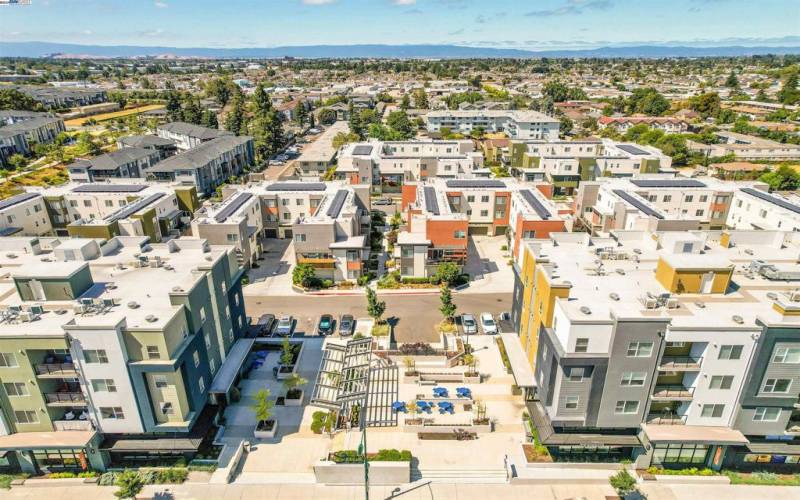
left=468, top=226, right=489, bottom=236
left=263, top=229, right=277, bottom=238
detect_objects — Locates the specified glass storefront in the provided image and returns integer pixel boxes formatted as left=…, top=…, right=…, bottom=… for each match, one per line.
left=31, top=448, right=89, bottom=472
left=550, top=445, right=633, bottom=462
left=652, top=443, right=710, bottom=466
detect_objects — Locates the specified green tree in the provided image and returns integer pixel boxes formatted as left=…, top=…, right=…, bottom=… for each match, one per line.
left=778, top=72, right=800, bottom=105
left=688, top=92, right=721, bottom=118
left=318, top=108, right=336, bottom=125
left=412, top=88, right=429, bottom=109
left=0, top=89, right=43, bottom=111
left=759, top=165, right=800, bottom=191
left=608, top=469, right=637, bottom=497
left=292, top=263, right=317, bottom=287
left=365, top=287, right=386, bottom=324
left=559, top=116, right=573, bottom=137
left=283, top=373, right=308, bottom=398
left=201, top=109, right=218, bottom=129
left=435, top=261, right=461, bottom=287
left=165, top=91, right=183, bottom=122
left=332, top=131, right=360, bottom=150
left=627, top=87, right=670, bottom=116
left=386, top=110, right=414, bottom=139
left=114, top=470, right=144, bottom=499
left=295, top=102, right=309, bottom=126
left=348, top=102, right=365, bottom=139
left=224, top=93, right=246, bottom=135
left=542, top=80, right=587, bottom=103
left=439, top=285, right=457, bottom=323
left=6, top=154, right=28, bottom=171
left=400, top=94, right=411, bottom=110
left=250, top=389, right=274, bottom=427
left=725, top=71, right=740, bottom=89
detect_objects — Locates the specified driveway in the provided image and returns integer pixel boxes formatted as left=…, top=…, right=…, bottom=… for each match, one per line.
left=244, top=239, right=297, bottom=296
left=462, top=235, right=514, bottom=294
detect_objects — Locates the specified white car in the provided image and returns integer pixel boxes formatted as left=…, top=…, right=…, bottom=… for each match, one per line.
left=461, top=314, right=477, bottom=335
left=480, top=312, right=497, bottom=334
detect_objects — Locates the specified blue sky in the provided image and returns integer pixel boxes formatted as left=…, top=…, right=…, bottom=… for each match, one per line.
left=1, top=0, right=798, bottom=49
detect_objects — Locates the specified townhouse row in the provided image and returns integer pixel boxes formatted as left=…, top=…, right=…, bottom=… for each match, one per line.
left=425, top=110, right=560, bottom=140
left=507, top=229, right=800, bottom=470
left=0, top=111, right=66, bottom=168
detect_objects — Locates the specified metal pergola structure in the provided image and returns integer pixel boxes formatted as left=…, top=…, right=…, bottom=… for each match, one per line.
left=309, top=337, right=373, bottom=418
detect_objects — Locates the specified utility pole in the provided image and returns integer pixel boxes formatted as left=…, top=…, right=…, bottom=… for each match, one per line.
left=358, top=400, right=369, bottom=500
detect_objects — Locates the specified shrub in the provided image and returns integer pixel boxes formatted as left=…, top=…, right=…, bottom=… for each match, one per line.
left=311, top=411, right=333, bottom=434
left=49, top=472, right=77, bottom=479
left=500, top=245, right=508, bottom=251
left=609, top=469, right=637, bottom=496
left=322, top=279, right=334, bottom=289
left=114, top=470, right=144, bottom=499
left=155, top=468, right=188, bottom=484
left=401, top=277, right=432, bottom=284
left=187, top=462, right=218, bottom=472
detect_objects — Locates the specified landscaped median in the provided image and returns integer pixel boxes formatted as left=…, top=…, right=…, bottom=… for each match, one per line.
left=313, top=449, right=412, bottom=485
left=640, top=467, right=800, bottom=487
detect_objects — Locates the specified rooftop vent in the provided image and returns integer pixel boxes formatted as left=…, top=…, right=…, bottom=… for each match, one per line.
left=767, top=292, right=779, bottom=300
left=580, top=306, right=592, bottom=315
left=732, top=315, right=744, bottom=324
left=145, top=315, right=158, bottom=323
left=694, top=301, right=706, bottom=309
left=633, top=248, right=642, bottom=255
left=172, top=286, right=183, bottom=292
left=615, top=268, right=626, bottom=275
left=5, top=253, right=17, bottom=259
left=609, top=293, right=620, bottom=301
left=54, top=309, right=68, bottom=315
left=127, top=301, right=140, bottom=309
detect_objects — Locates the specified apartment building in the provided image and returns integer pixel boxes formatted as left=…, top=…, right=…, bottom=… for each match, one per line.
left=0, top=193, right=52, bottom=237
left=117, top=135, right=178, bottom=160
left=688, top=131, right=800, bottom=161
left=14, top=86, right=107, bottom=109
left=575, top=177, right=740, bottom=234
left=295, top=121, right=350, bottom=178
left=425, top=110, right=560, bottom=140
left=507, top=139, right=672, bottom=194
left=598, top=116, right=690, bottom=134
left=156, top=122, right=233, bottom=151
left=0, top=235, right=247, bottom=473
left=147, top=135, right=255, bottom=196
left=508, top=229, right=800, bottom=469
left=0, top=129, right=31, bottom=168
left=397, top=179, right=565, bottom=277
left=67, top=147, right=162, bottom=183
left=337, top=140, right=484, bottom=191
left=727, top=186, right=800, bottom=232
left=0, top=115, right=66, bottom=151
left=192, top=181, right=371, bottom=279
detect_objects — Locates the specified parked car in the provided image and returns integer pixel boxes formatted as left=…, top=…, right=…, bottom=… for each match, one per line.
left=318, top=314, right=334, bottom=335
left=255, top=314, right=276, bottom=336
left=339, top=314, right=355, bottom=336
left=274, top=315, right=294, bottom=336
left=461, top=314, right=477, bottom=335
left=373, top=198, right=393, bottom=206
left=480, top=312, right=497, bottom=334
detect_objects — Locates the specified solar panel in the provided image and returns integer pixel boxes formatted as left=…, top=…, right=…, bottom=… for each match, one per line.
left=741, top=187, right=800, bottom=215
left=105, top=192, right=166, bottom=222
left=266, top=182, right=326, bottom=192
left=423, top=186, right=439, bottom=215
left=629, top=179, right=707, bottom=189
left=520, top=190, right=551, bottom=220
left=352, top=145, right=373, bottom=156
left=617, top=144, right=650, bottom=156
left=71, top=184, right=148, bottom=193
left=445, top=179, right=506, bottom=189
left=326, top=190, right=348, bottom=218
left=0, top=192, right=39, bottom=211
left=214, top=192, right=254, bottom=223
left=613, top=189, right=664, bottom=219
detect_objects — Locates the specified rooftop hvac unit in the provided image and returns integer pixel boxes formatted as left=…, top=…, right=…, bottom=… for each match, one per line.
left=28, top=305, right=44, bottom=315
left=643, top=297, right=658, bottom=309
left=666, top=298, right=679, bottom=309
left=18, top=311, right=34, bottom=322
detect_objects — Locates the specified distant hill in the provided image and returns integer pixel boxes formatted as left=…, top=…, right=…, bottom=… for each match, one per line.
left=2, top=41, right=800, bottom=59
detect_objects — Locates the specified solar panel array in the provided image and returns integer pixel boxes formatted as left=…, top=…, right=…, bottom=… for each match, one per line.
left=617, top=144, right=650, bottom=156
left=741, top=187, right=800, bottom=215
left=423, top=186, right=439, bottom=215
left=72, top=184, right=148, bottom=193
left=0, top=192, right=39, bottom=211
left=445, top=179, right=506, bottom=189
left=105, top=192, right=166, bottom=223
left=326, top=190, right=348, bottom=218
left=214, top=192, right=254, bottom=223
left=520, top=190, right=551, bottom=220
left=266, top=182, right=326, bottom=192
left=613, top=189, right=664, bottom=219
left=629, top=179, right=707, bottom=189
left=352, top=145, right=373, bottom=156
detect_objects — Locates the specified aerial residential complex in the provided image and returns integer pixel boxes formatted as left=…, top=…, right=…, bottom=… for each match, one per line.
left=509, top=229, right=800, bottom=469
left=425, top=110, right=560, bottom=140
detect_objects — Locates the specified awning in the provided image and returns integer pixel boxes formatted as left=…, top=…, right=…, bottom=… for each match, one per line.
left=210, top=338, right=255, bottom=394
left=500, top=333, right=536, bottom=388
left=0, top=431, right=95, bottom=450
left=642, top=424, right=749, bottom=446
left=745, top=441, right=800, bottom=455
left=527, top=401, right=641, bottom=447
left=103, top=437, right=202, bottom=453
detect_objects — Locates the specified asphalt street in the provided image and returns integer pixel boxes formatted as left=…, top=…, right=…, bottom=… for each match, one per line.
left=244, top=291, right=512, bottom=342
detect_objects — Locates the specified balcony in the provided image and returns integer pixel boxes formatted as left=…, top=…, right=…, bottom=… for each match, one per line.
left=646, top=413, right=687, bottom=425
left=651, top=385, right=695, bottom=401
left=53, top=419, right=93, bottom=431
left=35, top=362, right=78, bottom=378
left=44, top=392, right=86, bottom=407
left=658, top=356, right=703, bottom=371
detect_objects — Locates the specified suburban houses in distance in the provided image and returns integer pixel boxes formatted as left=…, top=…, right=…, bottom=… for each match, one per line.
left=0, top=4, right=799, bottom=496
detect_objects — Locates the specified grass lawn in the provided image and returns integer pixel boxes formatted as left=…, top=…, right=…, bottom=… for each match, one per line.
left=724, top=471, right=800, bottom=486
left=371, top=322, right=390, bottom=337
left=0, top=474, right=28, bottom=489
left=0, top=166, right=69, bottom=200
left=65, top=104, right=165, bottom=127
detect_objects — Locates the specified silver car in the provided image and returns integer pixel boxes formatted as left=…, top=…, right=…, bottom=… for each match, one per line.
left=461, top=314, right=477, bottom=335
left=274, top=315, right=294, bottom=337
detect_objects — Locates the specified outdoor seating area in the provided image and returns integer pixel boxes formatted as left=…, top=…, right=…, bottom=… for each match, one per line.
left=393, top=385, right=474, bottom=415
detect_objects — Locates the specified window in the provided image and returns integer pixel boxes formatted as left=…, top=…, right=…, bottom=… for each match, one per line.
left=467, top=195, right=475, bottom=202
left=200, top=307, right=206, bottom=322
left=91, top=379, right=117, bottom=392
left=753, top=407, right=781, bottom=422
left=614, top=401, right=639, bottom=414
left=701, top=404, right=725, bottom=418
left=684, top=195, right=693, bottom=202
left=146, top=346, right=160, bottom=360
left=681, top=242, right=693, bottom=253
left=620, top=372, right=646, bottom=387
left=0, top=352, right=18, bottom=367
left=652, top=443, right=709, bottom=466
left=465, top=209, right=472, bottom=216
left=161, top=402, right=174, bottom=415
left=695, top=209, right=704, bottom=217
left=718, top=345, right=743, bottom=360
left=14, top=410, right=38, bottom=424
left=281, top=199, right=289, bottom=206
left=154, top=375, right=168, bottom=388
left=575, top=338, right=589, bottom=353
left=100, top=407, right=125, bottom=419
left=193, top=351, right=200, bottom=368
left=709, top=375, right=733, bottom=389
left=454, top=230, right=466, bottom=239
left=283, top=212, right=291, bottom=220
left=663, top=195, right=672, bottom=202
left=567, top=367, right=585, bottom=382
left=198, top=376, right=205, bottom=392
left=83, top=200, right=92, bottom=207
left=294, top=234, right=306, bottom=242
left=626, top=342, right=653, bottom=358
left=226, top=233, right=238, bottom=243
left=210, top=357, right=216, bottom=374
left=296, top=198, right=304, bottom=206
left=3, top=382, right=28, bottom=396
left=565, top=396, right=579, bottom=409
left=481, top=196, right=489, bottom=203
left=480, top=210, right=488, bottom=217
left=772, top=347, right=800, bottom=364
left=84, top=350, right=108, bottom=364
left=699, top=195, right=708, bottom=203
left=763, top=378, right=792, bottom=394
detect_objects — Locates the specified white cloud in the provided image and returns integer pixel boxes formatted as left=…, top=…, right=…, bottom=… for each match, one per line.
left=154, top=1, right=168, bottom=7
left=302, top=0, right=336, bottom=4
left=83, top=30, right=93, bottom=35
left=393, top=0, right=417, bottom=5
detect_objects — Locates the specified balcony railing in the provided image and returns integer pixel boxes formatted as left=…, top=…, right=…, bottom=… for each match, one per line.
left=44, top=392, right=86, bottom=406
left=652, top=385, right=695, bottom=400
left=35, top=363, right=77, bottom=377
left=646, top=413, right=687, bottom=425
left=53, top=419, right=93, bottom=431
left=658, top=356, right=703, bottom=371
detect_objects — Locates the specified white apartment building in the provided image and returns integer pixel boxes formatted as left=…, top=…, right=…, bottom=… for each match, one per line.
left=0, top=193, right=52, bottom=237
left=727, top=187, right=800, bottom=232
left=425, top=110, right=560, bottom=140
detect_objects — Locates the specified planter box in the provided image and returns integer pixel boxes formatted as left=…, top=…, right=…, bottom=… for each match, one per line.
left=652, top=475, right=730, bottom=485
left=284, top=389, right=304, bottom=406
left=463, top=374, right=481, bottom=383
left=313, top=460, right=410, bottom=485
left=403, top=422, right=492, bottom=434
left=23, top=478, right=94, bottom=487
left=254, top=420, right=278, bottom=439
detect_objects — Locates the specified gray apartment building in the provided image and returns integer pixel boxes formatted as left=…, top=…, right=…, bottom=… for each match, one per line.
left=67, top=147, right=162, bottom=183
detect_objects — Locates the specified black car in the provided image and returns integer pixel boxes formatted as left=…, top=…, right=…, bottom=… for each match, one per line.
left=318, top=314, right=335, bottom=335
left=254, top=314, right=275, bottom=337
left=339, top=315, right=355, bottom=336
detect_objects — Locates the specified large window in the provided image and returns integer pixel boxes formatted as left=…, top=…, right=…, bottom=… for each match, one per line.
left=565, top=396, right=579, bottom=409
left=3, top=382, right=28, bottom=396
left=84, top=349, right=108, bottom=364
left=718, top=345, right=743, bottom=360
left=709, top=375, right=734, bottom=390
left=763, top=378, right=792, bottom=394
left=91, top=379, right=117, bottom=392
left=575, top=338, right=589, bottom=353
left=652, top=443, right=709, bottom=466
left=626, top=342, right=653, bottom=358
left=620, top=372, right=646, bottom=387
left=701, top=404, right=725, bottom=418
left=614, top=400, right=639, bottom=414
left=32, top=449, right=87, bottom=472
left=753, top=407, right=781, bottom=422
left=100, top=407, right=125, bottom=419
left=0, top=352, right=18, bottom=367
left=14, top=410, right=38, bottom=424
left=772, top=347, right=800, bottom=364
